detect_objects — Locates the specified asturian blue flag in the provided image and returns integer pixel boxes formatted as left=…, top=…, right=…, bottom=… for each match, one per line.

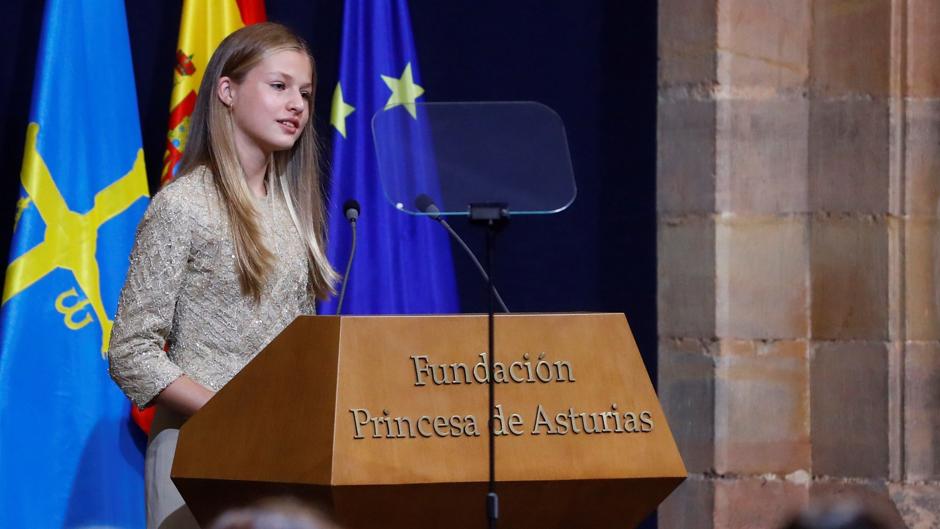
left=0, top=1, right=150, bottom=527
left=322, top=0, right=459, bottom=315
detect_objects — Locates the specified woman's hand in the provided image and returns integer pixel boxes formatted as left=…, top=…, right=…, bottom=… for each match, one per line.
left=154, top=375, right=216, bottom=417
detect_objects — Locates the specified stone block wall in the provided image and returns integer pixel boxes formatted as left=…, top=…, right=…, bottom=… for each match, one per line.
left=657, top=1, right=940, bottom=527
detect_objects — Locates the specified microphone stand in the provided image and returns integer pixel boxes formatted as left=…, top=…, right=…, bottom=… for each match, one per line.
left=469, top=202, right=508, bottom=529
left=416, top=195, right=510, bottom=313
left=336, top=201, right=360, bottom=315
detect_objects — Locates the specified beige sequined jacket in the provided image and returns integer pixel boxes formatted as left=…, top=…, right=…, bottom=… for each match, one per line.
left=108, top=168, right=315, bottom=409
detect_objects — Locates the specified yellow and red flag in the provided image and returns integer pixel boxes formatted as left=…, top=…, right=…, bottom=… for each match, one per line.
left=161, top=0, right=266, bottom=184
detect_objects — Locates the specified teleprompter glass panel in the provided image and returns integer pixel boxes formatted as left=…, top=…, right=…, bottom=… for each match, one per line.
left=372, top=102, right=577, bottom=217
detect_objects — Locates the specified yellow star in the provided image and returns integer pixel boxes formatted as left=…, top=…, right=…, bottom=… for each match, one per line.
left=381, top=63, right=425, bottom=119
left=330, top=82, right=356, bottom=138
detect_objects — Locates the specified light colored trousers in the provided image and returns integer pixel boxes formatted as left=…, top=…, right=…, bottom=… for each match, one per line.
left=146, top=407, right=201, bottom=529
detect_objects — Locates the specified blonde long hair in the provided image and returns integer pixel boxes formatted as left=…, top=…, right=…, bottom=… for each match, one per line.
left=178, top=22, right=337, bottom=300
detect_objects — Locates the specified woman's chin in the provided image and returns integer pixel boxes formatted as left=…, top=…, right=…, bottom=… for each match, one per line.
left=260, top=138, right=298, bottom=154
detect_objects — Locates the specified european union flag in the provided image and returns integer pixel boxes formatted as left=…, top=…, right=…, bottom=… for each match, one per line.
left=322, top=0, right=459, bottom=315
left=0, top=1, right=150, bottom=527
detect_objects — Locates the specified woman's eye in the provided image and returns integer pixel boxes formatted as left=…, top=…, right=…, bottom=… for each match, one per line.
left=301, top=92, right=312, bottom=99
left=271, top=82, right=286, bottom=90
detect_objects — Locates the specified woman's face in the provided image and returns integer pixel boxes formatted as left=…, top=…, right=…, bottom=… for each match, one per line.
left=222, top=49, right=313, bottom=155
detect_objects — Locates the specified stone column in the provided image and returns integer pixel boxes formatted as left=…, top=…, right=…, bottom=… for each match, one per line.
left=656, top=1, right=940, bottom=527
left=892, top=1, right=940, bottom=526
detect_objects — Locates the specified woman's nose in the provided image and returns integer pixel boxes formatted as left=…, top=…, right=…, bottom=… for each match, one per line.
left=287, top=92, right=305, bottom=113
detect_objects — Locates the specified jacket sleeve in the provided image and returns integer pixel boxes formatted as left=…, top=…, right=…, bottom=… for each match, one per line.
left=108, top=183, right=191, bottom=409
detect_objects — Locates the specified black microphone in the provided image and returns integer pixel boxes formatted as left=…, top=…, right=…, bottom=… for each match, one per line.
left=336, top=199, right=360, bottom=315
left=343, top=199, right=361, bottom=222
left=415, top=194, right=439, bottom=218
left=415, top=194, right=510, bottom=313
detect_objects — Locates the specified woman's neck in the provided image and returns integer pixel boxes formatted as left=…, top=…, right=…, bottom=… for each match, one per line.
left=234, top=134, right=268, bottom=198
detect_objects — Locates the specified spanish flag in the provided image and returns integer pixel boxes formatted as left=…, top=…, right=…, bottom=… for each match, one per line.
left=161, top=0, right=266, bottom=184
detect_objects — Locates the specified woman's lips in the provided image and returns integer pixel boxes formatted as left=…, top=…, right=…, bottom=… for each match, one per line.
left=277, top=118, right=299, bottom=133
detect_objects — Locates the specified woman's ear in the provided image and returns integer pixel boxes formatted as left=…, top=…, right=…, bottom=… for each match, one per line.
left=217, top=76, right=235, bottom=107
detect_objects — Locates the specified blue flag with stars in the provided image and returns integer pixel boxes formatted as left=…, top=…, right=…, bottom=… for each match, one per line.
left=322, top=0, right=459, bottom=315
left=0, top=0, right=150, bottom=527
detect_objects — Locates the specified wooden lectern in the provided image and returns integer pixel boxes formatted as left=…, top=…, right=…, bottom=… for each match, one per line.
left=172, top=313, right=686, bottom=528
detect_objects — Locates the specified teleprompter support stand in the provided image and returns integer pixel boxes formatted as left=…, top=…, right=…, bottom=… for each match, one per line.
left=469, top=202, right=509, bottom=529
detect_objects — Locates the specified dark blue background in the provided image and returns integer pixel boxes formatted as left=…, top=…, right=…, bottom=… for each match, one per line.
left=0, top=1, right=658, bottom=525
